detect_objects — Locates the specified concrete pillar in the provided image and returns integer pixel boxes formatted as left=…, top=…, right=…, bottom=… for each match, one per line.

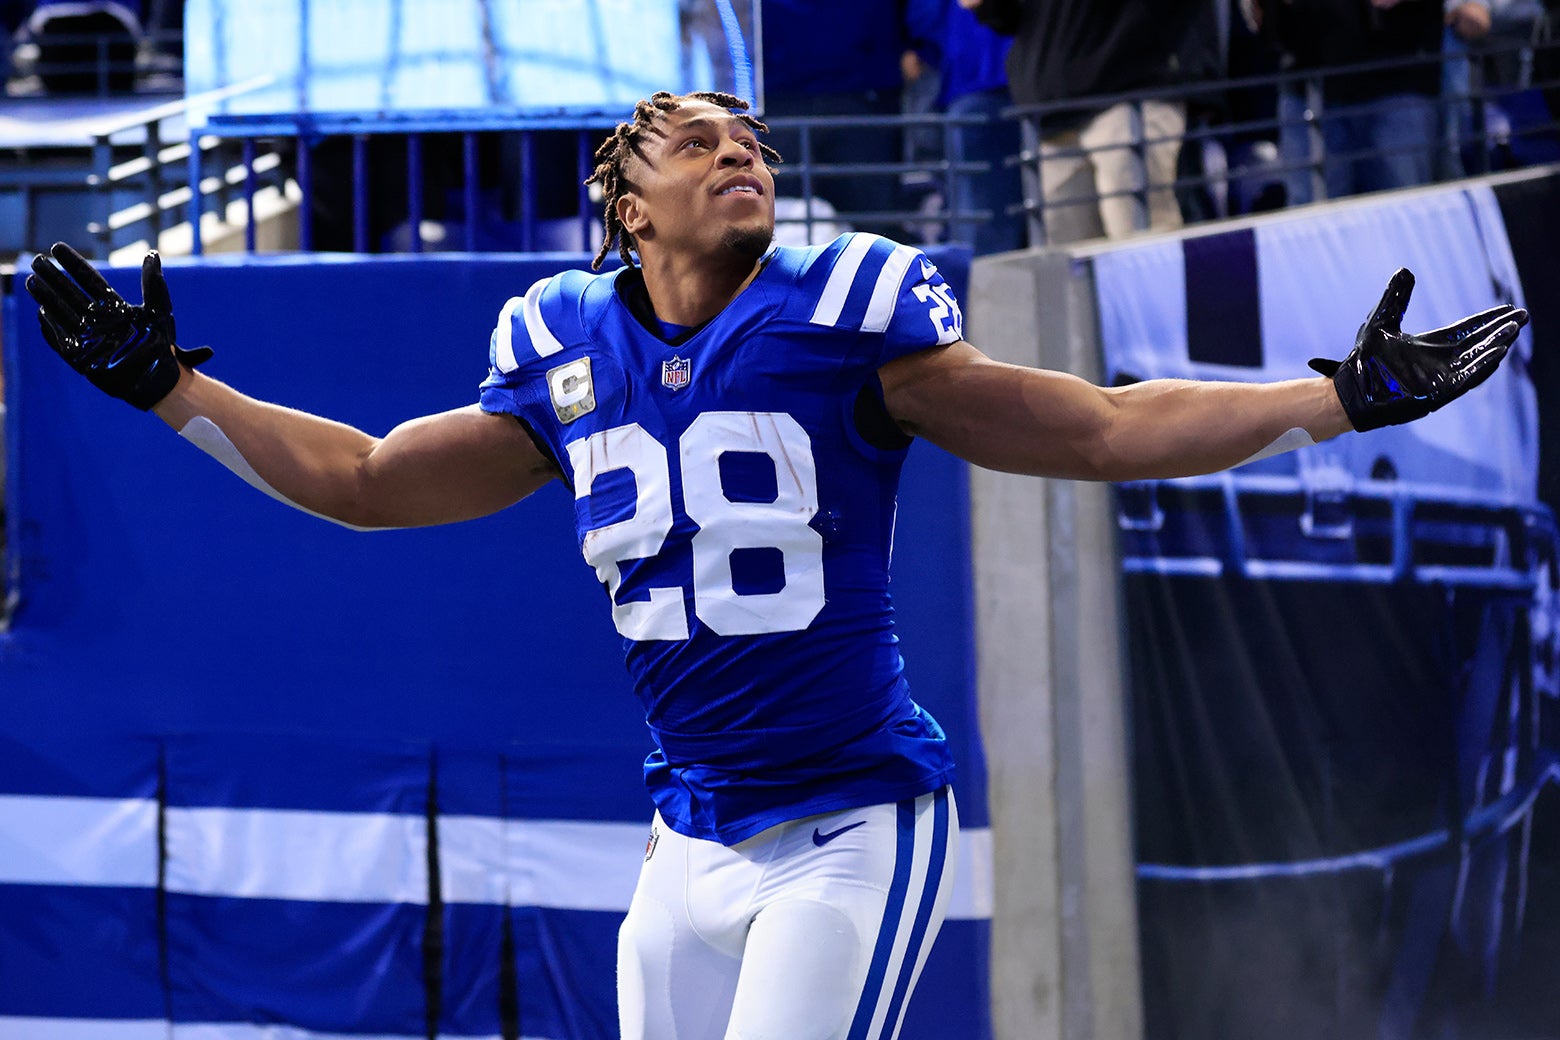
left=966, top=249, right=1143, bottom=1040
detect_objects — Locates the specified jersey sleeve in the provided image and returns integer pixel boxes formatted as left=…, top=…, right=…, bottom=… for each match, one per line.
left=797, top=233, right=966, bottom=367
left=477, top=271, right=583, bottom=430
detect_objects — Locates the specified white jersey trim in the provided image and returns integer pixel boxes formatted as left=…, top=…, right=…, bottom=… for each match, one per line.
left=861, top=243, right=920, bottom=334
left=522, top=275, right=565, bottom=358
left=492, top=294, right=524, bottom=374
left=809, top=233, right=876, bottom=329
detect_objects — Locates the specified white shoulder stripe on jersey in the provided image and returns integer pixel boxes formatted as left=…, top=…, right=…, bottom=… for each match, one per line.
left=522, top=275, right=566, bottom=358
left=808, top=233, right=876, bottom=328
left=492, top=294, right=525, bottom=374
left=861, top=243, right=921, bottom=334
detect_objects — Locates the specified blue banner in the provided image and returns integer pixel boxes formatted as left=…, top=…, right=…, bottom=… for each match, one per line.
left=1095, top=182, right=1560, bottom=1038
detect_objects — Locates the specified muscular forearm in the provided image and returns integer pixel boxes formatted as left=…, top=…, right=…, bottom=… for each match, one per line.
left=884, top=344, right=1352, bottom=482
left=1090, top=375, right=1351, bottom=481
left=153, top=366, right=548, bottom=528
left=153, top=366, right=396, bottom=527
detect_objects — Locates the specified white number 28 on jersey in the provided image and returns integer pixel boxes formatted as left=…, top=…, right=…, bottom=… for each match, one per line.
left=565, top=411, right=826, bottom=641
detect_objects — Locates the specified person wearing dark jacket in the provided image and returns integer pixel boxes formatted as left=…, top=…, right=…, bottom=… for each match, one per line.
left=1244, top=0, right=1444, bottom=201
left=973, top=0, right=1217, bottom=244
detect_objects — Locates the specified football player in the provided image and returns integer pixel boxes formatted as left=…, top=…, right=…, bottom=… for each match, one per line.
left=26, top=91, right=1524, bottom=1039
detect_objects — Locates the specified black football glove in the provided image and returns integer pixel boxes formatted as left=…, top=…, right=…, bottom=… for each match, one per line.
left=1308, top=268, right=1526, bottom=432
left=25, top=242, right=213, bottom=411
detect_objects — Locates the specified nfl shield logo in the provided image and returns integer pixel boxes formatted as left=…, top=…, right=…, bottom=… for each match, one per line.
left=661, top=355, right=691, bottom=391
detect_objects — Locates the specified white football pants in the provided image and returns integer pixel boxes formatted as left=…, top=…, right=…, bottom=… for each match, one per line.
left=617, top=787, right=958, bottom=1040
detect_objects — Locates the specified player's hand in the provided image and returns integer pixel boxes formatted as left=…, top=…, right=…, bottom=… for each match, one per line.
left=25, top=242, right=213, bottom=411
left=1307, top=268, right=1526, bottom=432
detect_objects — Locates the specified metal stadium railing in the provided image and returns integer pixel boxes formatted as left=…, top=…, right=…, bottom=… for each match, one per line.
left=4, top=36, right=1560, bottom=261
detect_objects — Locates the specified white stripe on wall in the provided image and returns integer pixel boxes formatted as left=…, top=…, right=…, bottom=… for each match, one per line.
left=164, top=807, right=427, bottom=904
left=438, top=813, right=510, bottom=906
left=808, top=233, right=875, bottom=328
left=440, top=817, right=645, bottom=909
left=0, top=795, right=157, bottom=887
left=951, top=825, right=993, bottom=920
left=0, top=1021, right=559, bottom=1040
left=173, top=1026, right=558, bottom=1040
left=508, top=818, right=646, bottom=911
left=172, top=1025, right=422, bottom=1040
left=0, top=1017, right=167, bottom=1039
left=441, top=815, right=993, bottom=919
left=0, top=794, right=993, bottom=919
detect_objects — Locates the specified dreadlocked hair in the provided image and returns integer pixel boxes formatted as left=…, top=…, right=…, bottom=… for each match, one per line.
left=584, top=90, right=782, bottom=270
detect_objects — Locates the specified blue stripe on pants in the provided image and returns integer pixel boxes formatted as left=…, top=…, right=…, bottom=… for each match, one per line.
left=879, top=786, right=950, bottom=1038
left=846, top=798, right=918, bottom=1040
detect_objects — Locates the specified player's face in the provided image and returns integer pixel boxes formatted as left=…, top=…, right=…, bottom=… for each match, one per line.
left=623, top=100, right=776, bottom=264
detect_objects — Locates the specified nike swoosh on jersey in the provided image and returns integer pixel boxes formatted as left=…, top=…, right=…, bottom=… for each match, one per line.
left=812, top=819, right=868, bottom=847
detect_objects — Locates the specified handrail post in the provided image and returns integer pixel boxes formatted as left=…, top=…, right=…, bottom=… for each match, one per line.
left=1470, top=56, right=1491, bottom=176
left=297, top=132, right=314, bottom=253
left=243, top=138, right=257, bottom=253
left=147, top=115, right=164, bottom=248
left=1021, top=113, right=1047, bottom=246
left=578, top=130, right=595, bottom=255
left=92, top=132, right=113, bottom=258
left=407, top=133, right=424, bottom=253
left=352, top=133, right=369, bottom=253
left=1129, top=100, right=1149, bottom=232
left=800, top=124, right=814, bottom=244
left=1305, top=75, right=1327, bottom=202
left=519, top=131, right=535, bottom=253
left=188, top=130, right=205, bottom=256
left=464, top=131, right=480, bottom=252
left=944, top=109, right=961, bottom=244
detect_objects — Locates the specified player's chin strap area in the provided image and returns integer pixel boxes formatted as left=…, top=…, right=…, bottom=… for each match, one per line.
left=178, top=416, right=400, bottom=532
left=1236, top=426, right=1317, bottom=468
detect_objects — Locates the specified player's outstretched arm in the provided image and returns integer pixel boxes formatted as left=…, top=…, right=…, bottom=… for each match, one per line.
left=28, top=243, right=557, bottom=529
left=878, top=268, right=1525, bottom=482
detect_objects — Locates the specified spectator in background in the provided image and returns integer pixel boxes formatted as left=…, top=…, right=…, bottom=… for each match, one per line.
left=1443, top=0, right=1555, bottom=175
left=899, top=0, right=943, bottom=236
left=1244, top=0, right=1443, bottom=204
left=973, top=0, right=1215, bottom=245
left=760, top=0, right=909, bottom=239
left=0, top=1, right=30, bottom=86
left=940, top=0, right=1024, bottom=254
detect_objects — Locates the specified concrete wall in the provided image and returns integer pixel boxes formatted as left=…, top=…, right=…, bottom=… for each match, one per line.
left=967, top=248, right=1142, bottom=1040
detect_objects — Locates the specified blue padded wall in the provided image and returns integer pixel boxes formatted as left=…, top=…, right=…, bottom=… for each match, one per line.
left=0, top=248, right=987, bottom=1039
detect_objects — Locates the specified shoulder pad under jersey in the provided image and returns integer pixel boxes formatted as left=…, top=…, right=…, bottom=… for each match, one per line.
left=487, top=267, right=605, bottom=376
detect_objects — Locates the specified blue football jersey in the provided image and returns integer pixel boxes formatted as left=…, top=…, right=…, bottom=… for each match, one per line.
left=479, top=233, right=964, bottom=845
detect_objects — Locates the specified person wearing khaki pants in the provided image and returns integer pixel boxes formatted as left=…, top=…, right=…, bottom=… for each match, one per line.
left=969, top=0, right=1213, bottom=246
left=1038, top=98, right=1188, bottom=245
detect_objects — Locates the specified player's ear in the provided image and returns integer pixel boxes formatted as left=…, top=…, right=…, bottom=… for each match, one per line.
left=618, top=190, right=650, bottom=239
